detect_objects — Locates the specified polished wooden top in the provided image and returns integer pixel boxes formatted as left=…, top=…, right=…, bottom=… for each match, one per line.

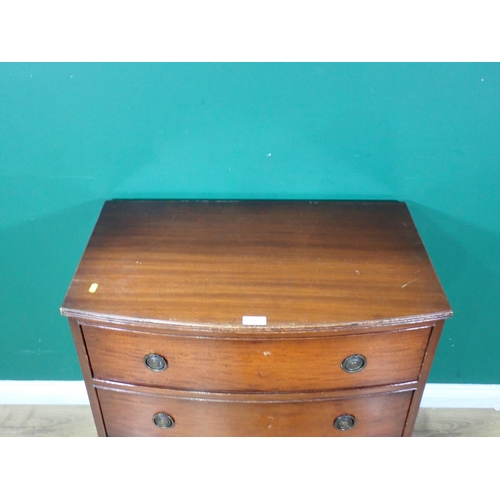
left=61, top=200, right=452, bottom=332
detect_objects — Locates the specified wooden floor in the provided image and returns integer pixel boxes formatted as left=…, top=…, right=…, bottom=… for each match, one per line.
left=0, top=405, right=499, bottom=436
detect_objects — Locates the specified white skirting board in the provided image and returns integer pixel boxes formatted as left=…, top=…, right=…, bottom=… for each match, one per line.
left=421, top=384, right=500, bottom=410
left=0, top=381, right=90, bottom=405
left=0, top=381, right=499, bottom=408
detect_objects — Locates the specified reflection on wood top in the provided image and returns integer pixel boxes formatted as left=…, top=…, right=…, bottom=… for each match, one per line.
left=61, top=200, right=452, bottom=332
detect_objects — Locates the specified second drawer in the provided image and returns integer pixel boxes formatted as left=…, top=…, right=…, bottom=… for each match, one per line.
left=82, top=324, right=431, bottom=392
left=96, top=386, right=415, bottom=437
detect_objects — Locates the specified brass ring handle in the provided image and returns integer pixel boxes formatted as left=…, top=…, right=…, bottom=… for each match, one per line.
left=153, top=413, right=175, bottom=429
left=341, top=354, right=366, bottom=373
left=144, top=353, right=168, bottom=371
left=333, top=414, right=356, bottom=431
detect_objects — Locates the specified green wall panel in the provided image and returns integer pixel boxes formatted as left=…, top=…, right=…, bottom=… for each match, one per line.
left=1, top=63, right=499, bottom=382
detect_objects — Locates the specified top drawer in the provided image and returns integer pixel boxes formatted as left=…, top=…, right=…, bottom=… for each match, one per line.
left=82, top=324, right=432, bottom=392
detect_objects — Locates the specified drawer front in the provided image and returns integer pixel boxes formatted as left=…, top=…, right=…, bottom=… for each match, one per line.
left=83, top=324, right=431, bottom=392
left=97, top=387, right=414, bottom=437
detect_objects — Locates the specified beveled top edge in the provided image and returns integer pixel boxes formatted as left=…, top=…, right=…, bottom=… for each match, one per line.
left=60, top=307, right=452, bottom=335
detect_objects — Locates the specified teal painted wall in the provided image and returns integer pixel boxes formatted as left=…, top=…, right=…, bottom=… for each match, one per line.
left=1, top=63, right=499, bottom=382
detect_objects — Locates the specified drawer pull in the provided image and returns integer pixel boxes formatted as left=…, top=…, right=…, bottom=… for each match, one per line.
left=341, top=354, right=366, bottom=373
left=333, top=414, right=356, bottom=431
left=144, top=353, right=168, bottom=372
left=153, top=413, right=175, bottom=429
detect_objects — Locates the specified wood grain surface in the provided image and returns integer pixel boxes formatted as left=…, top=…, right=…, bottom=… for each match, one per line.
left=96, top=388, right=414, bottom=437
left=0, top=405, right=97, bottom=437
left=61, top=200, right=452, bottom=331
left=83, top=324, right=431, bottom=392
left=413, top=408, right=500, bottom=437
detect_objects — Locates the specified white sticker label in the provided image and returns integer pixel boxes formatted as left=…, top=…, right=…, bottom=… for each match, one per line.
left=242, top=316, right=267, bottom=326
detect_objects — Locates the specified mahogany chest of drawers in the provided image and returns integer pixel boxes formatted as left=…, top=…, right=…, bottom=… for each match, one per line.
left=61, top=200, right=452, bottom=437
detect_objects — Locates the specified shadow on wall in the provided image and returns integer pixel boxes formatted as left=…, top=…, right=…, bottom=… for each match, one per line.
left=409, top=202, right=500, bottom=384
left=0, top=200, right=103, bottom=380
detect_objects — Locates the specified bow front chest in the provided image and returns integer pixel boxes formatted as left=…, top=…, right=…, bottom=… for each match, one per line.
left=61, top=200, right=452, bottom=436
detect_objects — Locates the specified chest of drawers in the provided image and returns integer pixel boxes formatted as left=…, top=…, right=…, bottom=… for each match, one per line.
left=61, top=200, right=452, bottom=437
